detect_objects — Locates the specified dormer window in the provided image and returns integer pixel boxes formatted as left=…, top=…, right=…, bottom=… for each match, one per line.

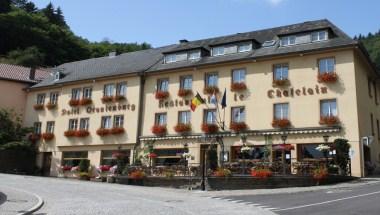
left=238, top=43, right=252, bottom=53
left=280, top=36, right=296, bottom=46
left=311, top=30, right=328, bottom=42
left=164, top=50, right=201, bottom=63
left=54, top=72, right=61, bottom=81
left=188, top=51, right=201, bottom=60
left=212, top=42, right=252, bottom=56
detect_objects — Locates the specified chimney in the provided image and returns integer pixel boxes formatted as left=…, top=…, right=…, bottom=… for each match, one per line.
left=29, top=67, right=36, bottom=80
left=108, top=51, right=116, bottom=58
left=179, top=39, right=188, bottom=44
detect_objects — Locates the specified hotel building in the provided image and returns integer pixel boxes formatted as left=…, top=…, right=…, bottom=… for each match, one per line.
left=24, top=19, right=379, bottom=177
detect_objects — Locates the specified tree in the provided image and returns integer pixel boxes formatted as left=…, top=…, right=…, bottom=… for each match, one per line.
left=6, top=46, right=45, bottom=67
left=0, top=0, right=11, bottom=13
left=0, top=109, right=31, bottom=146
left=11, top=0, right=37, bottom=13
left=333, top=138, right=350, bottom=175
left=54, top=7, right=67, bottom=27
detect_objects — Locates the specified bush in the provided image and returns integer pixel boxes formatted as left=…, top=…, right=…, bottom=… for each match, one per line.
left=78, top=159, right=90, bottom=172
left=334, top=138, right=350, bottom=175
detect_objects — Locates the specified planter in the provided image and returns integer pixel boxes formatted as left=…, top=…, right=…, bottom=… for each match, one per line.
left=28, top=133, right=41, bottom=142
left=45, top=102, right=57, bottom=110
left=101, top=96, right=114, bottom=103
left=96, top=128, right=111, bottom=136
left=177, top=89, right=193, bottom=97
left=229, top=122, right=248, bottom=132
left=69, top=99, right=80, bottom=107
left=111, top=127, right=125, bottom=135
left=318, top=72, right=338, bottom=83
left=129, top=170, right=146, bottom=180
left=251, top=168, right=273, bottom=179
left=79, top=98, right=92, bottom=106
left=33, top=104, right=44, bottom=110
left=75, top=130, right=90, bottom=137
left=151, top=125, right=167, bottom=136
left=319, top=116, right=340, bottom=125
left=201, top=123, right=219, bottom=134
left=41, top=133, right=54, bottom=141
left=203, top=86, right=219, bottom=95
left=272, top=79, right=290, bottom=87
left=114, top=95, right=126, bottom=101
left=230, top=82, right=247, bottom=91
left=272, top=119, right=291, bottom=128
left=155, top=91, right=169, bottom=100
left=174, top=123, right=191, bottom=134
left=64, top=130, right=76, bottom=137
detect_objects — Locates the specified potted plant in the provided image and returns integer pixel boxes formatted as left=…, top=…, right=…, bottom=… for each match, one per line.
left=177, top=89, right=193, bottom=97
left=45, top=102, right=57, bottom=110
left=272, top=119, right=291, bottom=128
left=101, top=96, right=114, bottom=103
left=313, top=165, right=328, bottom=185
left=111, top=127, right=125, bottom=135
left=201, top=123, right=219, bottom=134
left=318, top=72, right=338, bottom=83
left=129, top=169, right=146, bottom=180
left=319, top=116, right=340, bottom=125
left=64, top=130, right=76, bottom=137
left=251, top=167, right=273, bottom=179
left=272, top=79, right=290, bottom=87
left=203, top=86, right=219, bottom=95
left=69, top=99, right=80, bottom=107
left=78, top=159, right=90, bottom=180
left=28, top=133, right=41, bottom=142
left=151, top=125, right=167, bottom=136
left=155, top=91, right=169, bottom=100
left=41, top=132, right=54, bottom=141
left=230, top=122, right=248, bottom=132
left=230, top=82, right=247, bottom=91
left=33, top=104, right=44, bottom=110
left=96, top=128, right=110, bottom=136
left=174, top=123, right=191, bottom=134
left=114, top=95, right=126, bottom=101
left=213, top=168, right=232, bottom=177
left=79, top=98, right=92, bottom=106
left=75, top=130, right=90, bottom=137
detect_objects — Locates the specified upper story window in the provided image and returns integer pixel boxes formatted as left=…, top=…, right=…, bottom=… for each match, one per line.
left=274, top=103, right=289, bottom=120
left=188, top=51, right=201, bottom=60
left=212, top=46, right=225, bottom=56
left=54, top=72, right=61, bottom=81
left=178, top=111, right=191, bottom=124
left=80, top=118, right=89, bottom=130
left=318, top=58, right=335, bottom=74
left=311, top=31, right=328, bottom=42
left=104, top=84, right=114, bottom=97
left=116, top=82, right=127, bottom=96
left=231, top=107, right=246, bottom=123
left=155, top=113, right=167, bottom=126
left=320, top=99, right=337, bottom=117
left=157, top=79, right=169, bottom=92
left=204, top=109, right=217, bottom=124
left=273, top=64, right=289, bottom=80
left=180, top=75, right=192, bottom=90
left=232, top=69, right=246, bottom=83
left=49, top=92, right=59, bottom=104
left=68, top=119, right=78, bottom=130
left=212, top=42, right=253, bottom=56
left=36, top=94, right=45, bottom=105
left=368, top=77, right=373, bottom=98
left=71, top=88, right=81, bottom=100
left=46, top=121, right=55, bottom=133
left=165, top=50, right=200, bottom=63
left=165, top=54, right=177, bottom=63
left=34, top=122, right=42, bottom=134
left=101, top=116, right=112, bottom=129
left=83, top=87, right=92, bottom=99
left=114, top=115, right=124, bottom=128
left=206, top=73, right=218, bottom=87
left=280, top=35, right=296, bottom=46
left=238, top=43, right=252, bottom=53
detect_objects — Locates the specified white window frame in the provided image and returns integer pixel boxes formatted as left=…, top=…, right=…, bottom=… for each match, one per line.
left=46, top=121, right=55, bottom=133
left=180, top=75, right=192, bottom=90
left=116, top=82, right=127, bottom=96
left=155, top=113, right=167, bottom=126
left=280, top=35, right=296, bottom=46
left=68, top=119, right=78, bottom=131
left=114, top=115, right=124, bottom=128
left=238, top=43, right=252, bottom=53
left=165, top=54, right=177, bottom=63
left=204, top=109, right=217, bottom=124
left=179, top=111, right=191, bottom=124
left=83, top=87, right=92, bottom=99
left=274, top=103, right=289, bottom=120
left=188, top=50, right=201, bottom=60
left=104, top=84, right=114, bottom=97
left=318, top=58, right=335, bottom=74
left=157, top=79, right=169, bottom=92
left=36, top=94, right=45, bottom=105
left=212, top=46, right=225, bottom=56
left=273, top=64, right=289, bottom=81
left=206, top=73, right=218, bottom=87
left=71, top=88, right=81, bottom=100
left=49, top=92, right=58, bottom=104
left=79, top=118, right=89, bottom=130
left=232, top=69, right=246, bottom=83
left=320, top=99, right=337, bottom=117
left=34, top=122, right=42, bottom=134
left=232, top=107, right=245, bottom=123
left=311, top=31, right=328, bottom=42
left=101, top=116, right=112, bottom=129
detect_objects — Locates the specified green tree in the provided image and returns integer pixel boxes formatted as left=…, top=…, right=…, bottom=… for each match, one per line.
left=6, top=46, right=45, bottom=67
left=11, top=0, right=37, bottom=13
left=0, top=109, right=30, bottom=146
left=0, top=0, right=11, bottom=13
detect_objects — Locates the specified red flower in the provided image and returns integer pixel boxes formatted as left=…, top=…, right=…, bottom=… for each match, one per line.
left=203, top=86, right=219, bottom=95
left=28, top=133, right=41, bottom=142
left=155, top=91, right=169, bottom=100
left=75, top=130, right=90, bottom=137
left=69, top=99, right=80, bottom=107
left=148, top=152, right=157, bottom=158
left=272, top=119, right=291, bottom=128
left=41, top=133, right=54, bottom=141
left=177, top=89, right=193, bottom=97
left=251, top=168, right=273, bottom=178
left=230, top=82, right=247, bottom=91
left=129, top=170, right=145, bottom=179
left=272, top=79, right=290, bottom=87
left=318, top=72, right=338, bottom=83
left=201, top=123, right=219, bottom=134
left=174, top=123, right=191, bottom=134
left=319, top=116, right=340, bottom=125
left=151, top=125, right=167, bottom=136
left=33, top=104, right=44, bottom=110
left=111, top=127, right=125, bottom=135
left=114, top=95, right=126, bottom=101
left=101, top=96, right=114, bottom=103
left=99, top=165, right=111, bottom=172
left=229, top=122, right=248, bottom=132
left=64, top=130, right=76, bottom=137
left=96, top=128, right=110, bottom=136
left=45, top=102, right=57, bottom=110
left=79, top=98, right=92, bottom=106
left=62, top=166, right=72, bottom=171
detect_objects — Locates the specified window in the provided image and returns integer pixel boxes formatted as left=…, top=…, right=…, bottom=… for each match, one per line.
left=204, top=109, right=217, bottom=124
left=157, top=79, right=169, bottom=92
left=36, top=94, right=45, bottom=105
left=114, top=115, right=124, bottom=128
left=165, top=54, right=176, bottom=63
left=374, top=81, right=378, bottom=104
left=320, top=99, right=337, bottom=117
left=62, top=151, right=88, bottom=167
left=273, top=64, right=289, bottom=80
left=206, top=73, right=218, bottom=87
left=232, top=107, right=245, bottom=123
left=49, top=92, right=59, bottom=104
left=155, top=113, right=167, bottom=126
left=155, top=149, right=185, bottom=165
left=68, top=119, right=78, bottom=130
left=104, top=84, right=114, bottom=97
left=212, top=46, right=225, bottom=56
left=101, top=150, right=130, bottom=165
left=371, top=113, right=374, bottom=136
left=178, top=111, right=191, bottom=124
left=34, top=122, right=42, bottom=134
left=368, top=77, right=373, bottom=98
left=46, top=121, right=55, bottom=133
left=80, top=118, right=89, bottom=130
left=188, top=51, right=201, bottom=60
left=101, top=116, right=112, bottom=129
left=377, top=119, right=380, bottom=140
left=311, top=31, right=327, bottom=42
left=231, top=146, right=265, bottom=161
left=116, top=82, right=127, bottom=96
left=54, top=72, right=60, bottom=81
left=318, top=58, right=335, bottom=74
left=238, top=43, right=252, bottom=52
left=262, top=40, right=276, bottom=47
left=232, top=69, right=246, bottom=83
left=71, top=88, right=81, bottom=100
left=180, top=75, right=192, bottom=90
left=280, top=35, right=296, bottom=46
left=83, top=87, right=92, bottom=99
left=274, top=103, right=289, bottom=120
left=299, top=144, right=333, bottom=160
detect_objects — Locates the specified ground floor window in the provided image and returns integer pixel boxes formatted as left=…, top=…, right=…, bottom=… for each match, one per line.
left=101, top=150, right=130, bottom=166
left=62, top=151, right=88, bottom=166
left=231, top=146, right=266, bottom=161
left=155, top=149, right=185, bottom=166
left=298, top=143, right=333, bottom=160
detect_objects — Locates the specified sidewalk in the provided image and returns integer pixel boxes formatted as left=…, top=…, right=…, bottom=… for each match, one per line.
left=0, top=186, right=42, bottom=215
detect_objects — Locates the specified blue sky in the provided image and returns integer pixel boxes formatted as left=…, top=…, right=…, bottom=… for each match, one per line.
left=32, top=0, right=380, bottom=47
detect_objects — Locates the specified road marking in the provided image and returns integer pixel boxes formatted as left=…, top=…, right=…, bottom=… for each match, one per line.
left=273, top=190, right=380, bottom=212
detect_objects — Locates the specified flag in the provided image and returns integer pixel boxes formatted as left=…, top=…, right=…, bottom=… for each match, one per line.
left=210, top=92, right=217, bottom=105
left=221, top=88, right=227, bottom=109
left=190, top=93, right=205, bottom=111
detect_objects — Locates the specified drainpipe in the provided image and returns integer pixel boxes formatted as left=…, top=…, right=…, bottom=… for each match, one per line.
left=133, top=72, right=146, bottom=164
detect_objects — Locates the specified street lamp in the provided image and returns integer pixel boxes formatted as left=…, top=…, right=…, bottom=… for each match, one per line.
left=281, top=135, right=287, bottom=144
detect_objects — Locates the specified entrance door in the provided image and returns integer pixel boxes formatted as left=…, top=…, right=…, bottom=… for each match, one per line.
left=200, top=145, right=208, bottom=190
left=42, top=152, right=52, bottom=176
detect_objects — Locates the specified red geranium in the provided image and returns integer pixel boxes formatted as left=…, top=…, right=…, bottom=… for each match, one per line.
left=111, top=127, right=125, bottom=135
left=75, top=130, right=90, bottom=137
left=148, top=152, right=157, bottom=158
left=251, top=168, right=273, bottom=179
left=272, top=79, right=290, bottom=87
left=101, top=96, right=114, bottom=103
left=41, top=133, right=54, bottom=141
left=230, top=82, right=247, bottom=91
left=129, top=170, right=145, bottom=179
left=174, top=123, right=191, bottom=134
left=155, top=91, right=169, bottom=100
left=79, top=98, right=92, bottom=106
left=201, top=123, right=219, bottom=134
left=177, top=89, right=193, bottom=97
left=69, top=99, right=80, bottom=106
left=62, top=166, right=72, bottom=171
left=318, top=72, right=338, bottom=83
left=203, top=86, right=219, bottom=95
left=45, top=102, right=57, bottom=110
left=230, top=122, right=248, bottom=132
left=33, top=104, right=44, bottom=110
left=64, top=130, right=76, bottom=137
left=96, top=128, right=110, bottom=136
left=114, top=95, right=126, bottom=101
left=151, top=125, right=167, bottom=136
left=99, top=165, right=111, bottom=172
left=319, top=116, right=340, bottom=125
left=272, top=119, right=291, bottom=128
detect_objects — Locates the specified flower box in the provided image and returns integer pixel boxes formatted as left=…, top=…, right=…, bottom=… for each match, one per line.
left=96, top=128, right=111, bottom=136
left=64, top=130, right=76, bottom=137
left=41, top=133, right=54, bottom=141
left=46, top=102, right=57, bottom=110
left=99, top=165, right=111, bottom=172
left=272, top=119, right=291, bottom=128
left=203, top=86, right=219, bottom=95
left=129, top=170, right=146, bottom=179
left=318, top=72, right=338, bottom=83
left=69, top=99, right=80, bottom=106
left=231, top=82, right=247, bottom=91
left=114, top=95, right=126, bottom=101
left=251, top=168, right=273, bottom=178
left=33, top=104, right=44, bottom=110
left=155, top=91, right=169, bottom=100
left=79, top=98, right=92, bottom=106
left=151, top=125, right=167, bottom=136
left=177, top=89, right=193, bottom=97
left=101, top=96, right=114, bottom=103
left=111, top=127, right=125, bottom=135
left=230, top=122, right=248, bottom=132
left=28, top=133, right=41, bottom=142
left=75, top=130, right=90, bottom=137
left=272, top=79, right=290, bottom=87
left=201, top=123, right=219, bottom=134
left=174, top=123, right=191, bottom=134
left=213, top=168, right=232, bottom=177
left=319, top=116, right=340, bottom=125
